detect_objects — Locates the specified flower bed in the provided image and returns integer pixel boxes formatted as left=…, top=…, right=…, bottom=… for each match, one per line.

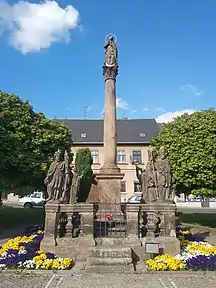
left=0, top=225, right=72, bottom=270
left=146, top=226, right=216, bottom=271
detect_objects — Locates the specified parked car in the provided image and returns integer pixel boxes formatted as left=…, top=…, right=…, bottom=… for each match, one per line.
left=18, top=191, right=45, bottom=208
left=127, top=193, right=143, bottom=204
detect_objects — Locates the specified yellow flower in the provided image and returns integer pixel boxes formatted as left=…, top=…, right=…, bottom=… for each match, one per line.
left=146, top=254, right=186, bottom=271
left=179, top=230, right=191, bottom=235
left=41, top=259, right=53, bottom=270
left=61, top=258, right=73, bottom=268
left=187, top=242, right=216, bottom=255
left=51, top=259, right=62, bottom=269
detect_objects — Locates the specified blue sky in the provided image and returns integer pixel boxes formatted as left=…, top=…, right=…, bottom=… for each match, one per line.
left=0, top=0, right=215, bottom=122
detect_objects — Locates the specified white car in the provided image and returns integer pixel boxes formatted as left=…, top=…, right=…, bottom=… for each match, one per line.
left=18, top=191, right=45, bottom=208
left=127, top=193, right=143, bottom=204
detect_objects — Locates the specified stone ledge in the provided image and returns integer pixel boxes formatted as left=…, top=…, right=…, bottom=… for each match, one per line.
left=59, top=203, right=94, bottom=213
left=96, top=173, right=125, bottom=180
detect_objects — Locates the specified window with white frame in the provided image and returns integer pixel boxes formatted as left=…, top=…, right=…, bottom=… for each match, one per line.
left=134, top=181, right=141, bottom=193
left=117, top=150, right=126, bottom=163
left=91, top=150, right=99, bottom=164
left=120, top=181, right=127, bottom=193
left=132, top=150, right=142, bottom=163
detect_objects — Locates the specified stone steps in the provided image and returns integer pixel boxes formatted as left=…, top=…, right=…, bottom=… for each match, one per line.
left=95, top=237, right=128, bottom=246
left=91, top=246, right=131, bottom=258
left=88, top=256, right=132, bottom=265
left=85, top=244, right=133, bottom=273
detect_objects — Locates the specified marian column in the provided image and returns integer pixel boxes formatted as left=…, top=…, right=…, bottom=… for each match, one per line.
left=96, top=35, right=124, bottom=204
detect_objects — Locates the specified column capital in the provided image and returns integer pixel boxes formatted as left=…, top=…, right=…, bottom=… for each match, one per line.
left=103, top=65, right=118, bottom=81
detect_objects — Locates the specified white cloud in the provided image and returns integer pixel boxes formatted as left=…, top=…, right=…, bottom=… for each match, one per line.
left=116, top=98, right=129, bottom=109
left=156, top=109, right=196, bottom=123
left=180, top=84, right=203, bottom=96
left=0, top=1, right=80, bottom=54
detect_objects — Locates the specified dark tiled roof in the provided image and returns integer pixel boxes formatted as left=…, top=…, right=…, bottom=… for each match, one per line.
left=56, top=119, right=160, bottom=144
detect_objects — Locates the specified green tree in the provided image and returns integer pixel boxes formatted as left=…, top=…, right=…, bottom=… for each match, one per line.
left=152, top=109, right=216, bottom=198
left=75, top=148, right=93, bottom=202
left=0, top=90, right=72, bottom=195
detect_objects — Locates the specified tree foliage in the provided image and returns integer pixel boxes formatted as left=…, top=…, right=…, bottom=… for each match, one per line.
left=75, top=148, right=93, bottom=202
left=0, top=90, right=72, bottom=195
left=152, top=109, right=216, bottom=198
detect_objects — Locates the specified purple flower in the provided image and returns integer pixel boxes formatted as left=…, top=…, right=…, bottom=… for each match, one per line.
left=186, top=255, right=216, bottom=271
left=46, top=252, right=55, bottom=260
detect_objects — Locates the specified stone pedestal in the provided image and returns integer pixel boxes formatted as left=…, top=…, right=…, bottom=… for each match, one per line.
left=41, top=203, right=95, bottom=261
left=43, top=202, right=60, bottom=239
left=96, top=173, right=124, bottom=204
left=140, top=202, right=181, bottom=257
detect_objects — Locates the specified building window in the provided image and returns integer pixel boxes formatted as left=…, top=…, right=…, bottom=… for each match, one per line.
left=117, top=150, right=126, bottom=163
left=134, top=181, right=141, bottom=193
left=91, top=150, right=99, bottom=164
left=121, top=181, right=126, bottom=193
left=132, top=150, right=142, bottom=163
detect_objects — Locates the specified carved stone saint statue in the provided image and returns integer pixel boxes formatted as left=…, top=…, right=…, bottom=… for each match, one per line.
left=136, top=147, right=157, bottom=203
left=135, top=165, right=146, bottom=202
left=104, top=36, right=118, bottom=67
left=145, top=148, right=157, bottom=202
left=44, top=150, right=65, bottom=202
left=60, top=151, right=73, bottom=203
left=154, top=146, right=172, bottom=201
left=136, top=146, right=175, bottom=203
left=69, top=167, right=84, bottom=204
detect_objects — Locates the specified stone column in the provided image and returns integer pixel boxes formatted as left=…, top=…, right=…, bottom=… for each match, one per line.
left=96, top=36, right=124, bottom=204
left=100, top=70, right=119, bottom=173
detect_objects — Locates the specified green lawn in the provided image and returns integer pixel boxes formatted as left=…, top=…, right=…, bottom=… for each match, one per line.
left=0, top=206, right=45, bottom=238
left=178, top=212, right=216, bottom=228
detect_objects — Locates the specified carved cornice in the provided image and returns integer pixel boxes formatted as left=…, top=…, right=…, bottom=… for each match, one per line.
left=103, top=65, right=118, bottom=81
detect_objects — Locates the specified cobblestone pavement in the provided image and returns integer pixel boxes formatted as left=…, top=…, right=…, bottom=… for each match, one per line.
left=0, top=271, right=216, bottom=288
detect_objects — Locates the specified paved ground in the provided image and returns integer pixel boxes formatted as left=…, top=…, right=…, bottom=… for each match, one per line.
left=0, top=271, right=216, bottom=288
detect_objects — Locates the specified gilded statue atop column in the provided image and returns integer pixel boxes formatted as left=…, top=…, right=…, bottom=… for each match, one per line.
left=104, top=35, right=118, bottom=67
left=103, top=34, right=118, bottom=80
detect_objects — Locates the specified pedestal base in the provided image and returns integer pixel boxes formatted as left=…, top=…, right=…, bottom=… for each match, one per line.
left=141, top=236, right=180, bottom=257
left=40, top=235, right=95, bottom=261
left=99, top=163, right=121, bottom=174
left=96, top=170, right=124, bottom=204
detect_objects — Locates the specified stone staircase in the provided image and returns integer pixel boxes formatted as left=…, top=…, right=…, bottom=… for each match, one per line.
left=85, top=238, right=134, bottom=273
